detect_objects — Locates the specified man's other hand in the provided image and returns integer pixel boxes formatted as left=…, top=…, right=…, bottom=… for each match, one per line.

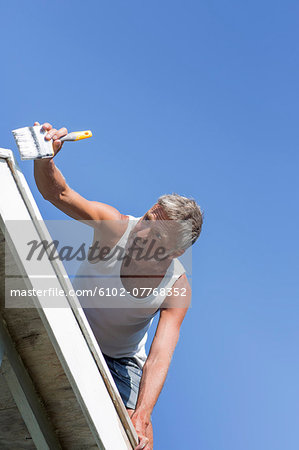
left=131, top=412, right=152, bottom=450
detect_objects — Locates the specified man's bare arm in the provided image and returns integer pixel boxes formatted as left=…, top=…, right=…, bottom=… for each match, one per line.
left=34, top=122, right=124, bottom=229
left=131, top=275, right=191, bottom=449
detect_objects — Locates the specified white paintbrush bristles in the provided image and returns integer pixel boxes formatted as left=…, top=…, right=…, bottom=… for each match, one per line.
left=12, top=125, right=54, bottom=160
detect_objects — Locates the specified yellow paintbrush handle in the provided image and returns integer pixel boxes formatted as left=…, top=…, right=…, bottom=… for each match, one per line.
left=60, top=130, right=92, bottom=142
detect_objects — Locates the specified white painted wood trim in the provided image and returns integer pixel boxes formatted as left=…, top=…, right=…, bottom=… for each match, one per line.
left=3, top=148, right=138, bottom=447
left=0, top=151, right=138, bottom=449
left=0, top=148, right=14, bottom=160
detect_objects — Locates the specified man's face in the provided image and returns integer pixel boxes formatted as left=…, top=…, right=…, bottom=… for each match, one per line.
left=126, top=204, right=181, bottom=261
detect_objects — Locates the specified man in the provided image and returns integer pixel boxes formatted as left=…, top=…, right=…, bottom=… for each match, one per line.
left=33, top=121, right=203, bottom=450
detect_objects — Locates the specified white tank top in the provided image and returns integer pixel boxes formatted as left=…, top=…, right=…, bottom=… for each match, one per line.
left=72, top=215, right=185, bottom=368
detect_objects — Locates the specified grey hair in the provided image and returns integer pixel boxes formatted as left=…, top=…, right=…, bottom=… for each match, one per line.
left=157, top=193, right=203, bottom=251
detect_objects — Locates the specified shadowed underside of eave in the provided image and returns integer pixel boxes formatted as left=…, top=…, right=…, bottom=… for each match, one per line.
left=0, top=227, right=98, bottom=449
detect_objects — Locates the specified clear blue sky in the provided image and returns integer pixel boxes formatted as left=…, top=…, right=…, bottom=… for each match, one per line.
left=1, top=1, right=299, bottom=449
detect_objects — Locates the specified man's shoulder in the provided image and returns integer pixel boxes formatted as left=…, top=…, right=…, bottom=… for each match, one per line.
left=160, top=273, right=191, bottom=310
left=173, top=273, right=191, bottom=291
left=92, top=213, right=132, bottom=249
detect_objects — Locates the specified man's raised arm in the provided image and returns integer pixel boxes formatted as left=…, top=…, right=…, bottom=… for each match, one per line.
left=33, top=122, right=123, bottom=227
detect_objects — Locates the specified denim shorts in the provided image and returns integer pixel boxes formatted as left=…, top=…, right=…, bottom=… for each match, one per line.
left=103, top=354, right=143, bottom=409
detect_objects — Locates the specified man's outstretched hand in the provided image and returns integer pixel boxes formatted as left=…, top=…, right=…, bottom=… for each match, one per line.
left=34, top=121, right=68, bottom=157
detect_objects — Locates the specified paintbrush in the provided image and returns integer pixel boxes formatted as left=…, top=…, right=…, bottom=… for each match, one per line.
left=12, top=125, right=92, bottom=160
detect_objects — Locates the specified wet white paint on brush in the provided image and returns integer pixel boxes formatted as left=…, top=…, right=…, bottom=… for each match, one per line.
left=12, top=125, right=54, bottom=160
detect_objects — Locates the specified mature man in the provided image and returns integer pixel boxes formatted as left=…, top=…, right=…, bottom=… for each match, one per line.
left=33, top=122, right=203, bottom=450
